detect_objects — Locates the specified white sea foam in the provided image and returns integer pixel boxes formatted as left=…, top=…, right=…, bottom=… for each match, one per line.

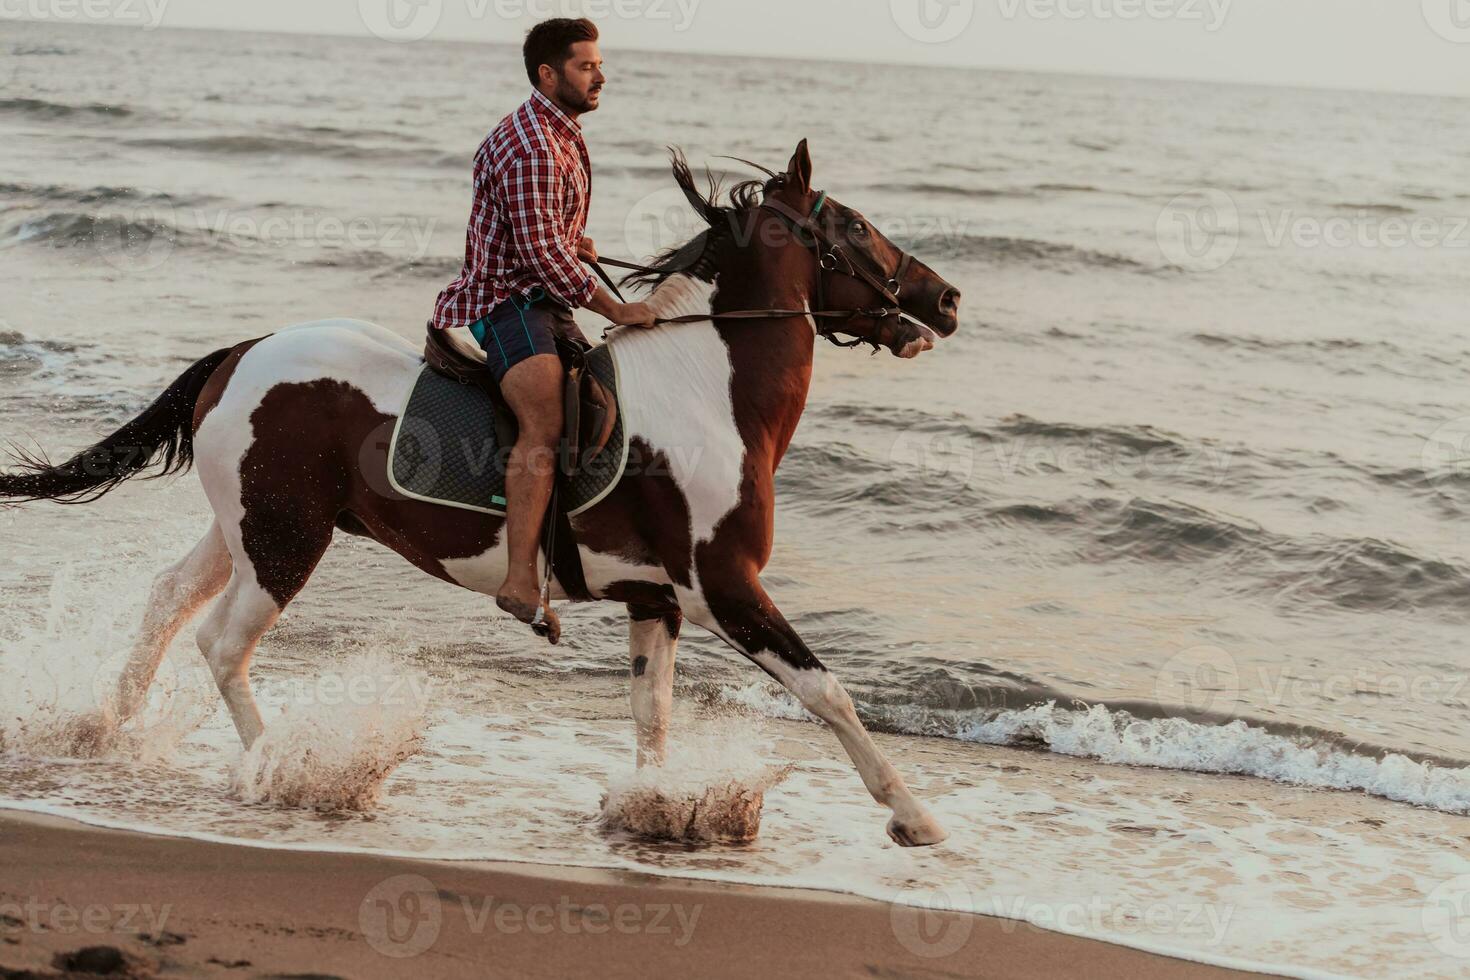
left=600, top=720, right=793, bottom=842
left=231, top=652, right=430, bottom=812
left=715, top=683, right=1470, bottom=815
left=0, top=561, right=211, bottom=761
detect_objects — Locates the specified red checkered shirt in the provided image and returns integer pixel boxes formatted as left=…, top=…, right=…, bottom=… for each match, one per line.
left=432, top=90, right=596, bottom=329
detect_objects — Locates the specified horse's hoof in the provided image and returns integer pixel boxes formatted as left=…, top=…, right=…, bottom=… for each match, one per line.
left=887, top=811, right=948, bottom=847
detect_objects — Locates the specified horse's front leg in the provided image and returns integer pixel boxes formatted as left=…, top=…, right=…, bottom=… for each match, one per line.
left=682, top=584, right=947, bottom=847
left=627, top=605, right=682, bottom=767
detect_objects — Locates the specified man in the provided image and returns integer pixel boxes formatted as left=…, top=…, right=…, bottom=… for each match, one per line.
left=433, top=17, right=655, bottom=642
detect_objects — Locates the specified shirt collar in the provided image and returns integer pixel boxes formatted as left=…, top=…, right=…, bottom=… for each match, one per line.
left=528, top=89, right=581, bottom=139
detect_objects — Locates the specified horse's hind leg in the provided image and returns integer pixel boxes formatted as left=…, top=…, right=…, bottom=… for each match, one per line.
left=112, top=522, right=232, bottom=726
left=197, top=507, right=336, bottom=748
left=627, top=605, right=682, bottom=767
left=685, top=584, right=947, bottom=847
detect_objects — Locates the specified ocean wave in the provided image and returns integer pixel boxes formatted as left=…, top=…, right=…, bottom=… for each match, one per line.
left=0, top=97, right=130, bottom=120
left=0, top=181, right=207, bottom=209
left=871, top=181, right=1032, bottom=199
left=0, top=210, right=189, bottom=252
left=894, top=232, right=1161, bottom=274
left=715, top=683, right=1470, bottom=814
left=10, top=44, right=74, bottom=56
left=0, top=328, right=78, bottom=379
left=120, top=134, right=429, bottom=163
left=1332, top=202, right=1415, bottom=215
left=1010, top=495, right=1470, bottom=618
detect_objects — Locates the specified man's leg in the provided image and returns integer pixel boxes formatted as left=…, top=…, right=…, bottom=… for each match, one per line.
left=497, top=352, right=565, bottom=641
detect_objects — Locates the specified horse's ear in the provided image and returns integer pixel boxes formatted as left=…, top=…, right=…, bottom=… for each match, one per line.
left=785, top=139, right=812, bottom=193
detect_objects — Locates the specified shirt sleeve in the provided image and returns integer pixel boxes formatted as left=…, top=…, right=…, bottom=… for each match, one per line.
left=500, top=143, right=597, bottom=309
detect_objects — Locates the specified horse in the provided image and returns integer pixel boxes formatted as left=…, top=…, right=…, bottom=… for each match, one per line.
left=0, top=140, right=962, bottom=846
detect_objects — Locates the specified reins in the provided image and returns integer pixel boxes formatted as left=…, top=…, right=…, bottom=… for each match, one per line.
left=588, top=184, right=919, bottom=350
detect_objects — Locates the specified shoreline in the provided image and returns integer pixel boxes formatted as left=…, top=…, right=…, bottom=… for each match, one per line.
left=0, top=808, right=1271, bottom=979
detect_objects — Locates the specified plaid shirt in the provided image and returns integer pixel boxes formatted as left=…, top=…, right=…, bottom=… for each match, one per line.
left=433, top=90, right=596, bottom=329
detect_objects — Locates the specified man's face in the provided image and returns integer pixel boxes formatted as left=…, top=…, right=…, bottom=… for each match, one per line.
left=548, top=40, right=604, bottom=114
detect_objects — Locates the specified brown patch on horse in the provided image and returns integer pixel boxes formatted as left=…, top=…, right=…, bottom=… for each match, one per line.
left=575, top=438, right=696, bottom=589
left=192, top=336, right=265, bottom=433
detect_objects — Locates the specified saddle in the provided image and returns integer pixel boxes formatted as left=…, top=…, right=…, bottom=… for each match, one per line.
left=423, top=325, right=618, bottom=474
left=421, top=325, right=619, bottom=603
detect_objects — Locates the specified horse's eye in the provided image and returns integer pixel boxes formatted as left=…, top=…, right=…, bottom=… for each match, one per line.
left=851, top=221, right=868, bottom=236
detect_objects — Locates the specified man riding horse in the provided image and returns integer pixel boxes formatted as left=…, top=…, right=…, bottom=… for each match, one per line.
left=432, top=17, right=655, bottom=640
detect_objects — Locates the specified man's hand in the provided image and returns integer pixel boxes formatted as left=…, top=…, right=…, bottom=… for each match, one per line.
left=614, top=302, right=657, bottom=329
left=576, top=236, right=597, bottom=262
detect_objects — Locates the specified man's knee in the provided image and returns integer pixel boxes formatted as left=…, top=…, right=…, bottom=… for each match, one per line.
left=501, top=355, right=565, bottom=445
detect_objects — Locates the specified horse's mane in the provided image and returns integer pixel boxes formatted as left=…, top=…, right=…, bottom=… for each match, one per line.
left=620, top=149, right=769, bottom=290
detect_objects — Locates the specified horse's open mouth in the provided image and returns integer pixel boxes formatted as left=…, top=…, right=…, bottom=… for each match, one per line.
left=883, top=316, right=944, bottom=359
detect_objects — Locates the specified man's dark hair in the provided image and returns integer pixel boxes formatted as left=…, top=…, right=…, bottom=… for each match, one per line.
left=523, top=18, right=598, bottom=87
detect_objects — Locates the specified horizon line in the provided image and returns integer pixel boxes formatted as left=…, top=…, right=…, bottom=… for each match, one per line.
left=4, top=15, right=1468, bottom=102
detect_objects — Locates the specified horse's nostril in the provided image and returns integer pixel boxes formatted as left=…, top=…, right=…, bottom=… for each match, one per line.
left=939, top=289, right=960, bottom=314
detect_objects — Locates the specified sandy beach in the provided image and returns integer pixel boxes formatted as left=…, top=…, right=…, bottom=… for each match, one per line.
left=0, top=810, right=1264, bottom=979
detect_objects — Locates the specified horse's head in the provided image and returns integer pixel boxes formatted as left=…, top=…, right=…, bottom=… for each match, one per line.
left=758, top=139, right=961, bottom=358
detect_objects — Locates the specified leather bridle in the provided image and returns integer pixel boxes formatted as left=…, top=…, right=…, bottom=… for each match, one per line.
left=592, top=185, right=921, bottom=349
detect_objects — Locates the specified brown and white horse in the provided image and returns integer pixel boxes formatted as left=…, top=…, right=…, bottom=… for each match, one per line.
left=0, top=141, right=961, bottom=846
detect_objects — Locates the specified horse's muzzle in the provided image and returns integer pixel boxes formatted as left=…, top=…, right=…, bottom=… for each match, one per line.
left=899, top=257, right=961, bottom=339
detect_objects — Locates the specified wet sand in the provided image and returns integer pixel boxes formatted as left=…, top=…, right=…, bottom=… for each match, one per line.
left=0, top=810, right=1263, bottom=979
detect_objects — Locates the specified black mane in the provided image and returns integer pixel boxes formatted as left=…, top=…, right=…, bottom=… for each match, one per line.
left=620, top=149, right=769, bottom=289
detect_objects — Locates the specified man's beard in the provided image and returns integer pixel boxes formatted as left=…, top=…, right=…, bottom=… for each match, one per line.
left=553, top=75, right=600, bottom=114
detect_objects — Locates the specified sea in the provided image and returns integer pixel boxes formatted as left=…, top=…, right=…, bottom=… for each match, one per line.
left=3, top=19, right=1470, bottom=978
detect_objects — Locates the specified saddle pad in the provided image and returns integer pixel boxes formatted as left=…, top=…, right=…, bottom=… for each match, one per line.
left=387, top=343, right=627, bottom=517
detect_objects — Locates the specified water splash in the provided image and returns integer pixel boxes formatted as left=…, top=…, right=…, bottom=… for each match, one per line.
left=600, top=720, right=793, bottom=843
left=231, top=653, right=431, bottom=812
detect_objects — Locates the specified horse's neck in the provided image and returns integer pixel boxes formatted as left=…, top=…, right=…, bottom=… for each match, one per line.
left=611, top=272, right=815, bottom=472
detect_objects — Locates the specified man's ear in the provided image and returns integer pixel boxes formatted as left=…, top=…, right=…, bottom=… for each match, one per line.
left=784, top=139, right=812, bottom=193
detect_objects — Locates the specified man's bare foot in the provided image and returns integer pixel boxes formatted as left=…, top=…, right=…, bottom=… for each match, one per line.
left=496, top=583, right=561, bottom=645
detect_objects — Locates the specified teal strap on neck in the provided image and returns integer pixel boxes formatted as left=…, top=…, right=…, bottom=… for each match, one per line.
left=810, top=191, right=826, bottom=218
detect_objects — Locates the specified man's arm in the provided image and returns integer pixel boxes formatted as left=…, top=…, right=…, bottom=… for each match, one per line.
left=503, top=151, right=653, bottom=327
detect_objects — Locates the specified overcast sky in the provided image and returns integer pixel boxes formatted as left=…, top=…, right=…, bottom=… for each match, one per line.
left=9, top=0, right=1470, bottom=96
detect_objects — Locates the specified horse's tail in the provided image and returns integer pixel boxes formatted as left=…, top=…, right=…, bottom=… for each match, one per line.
left=0, top=344, right=240, bottom=505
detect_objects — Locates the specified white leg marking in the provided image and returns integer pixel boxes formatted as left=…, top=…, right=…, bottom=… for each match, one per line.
left=196, top=576, right=280, bottom=748
left=748, top=651, right=947, bottom=846
left=629, top=615, right=679, bottom=767
left=113, top=523, right=232, bottom=723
